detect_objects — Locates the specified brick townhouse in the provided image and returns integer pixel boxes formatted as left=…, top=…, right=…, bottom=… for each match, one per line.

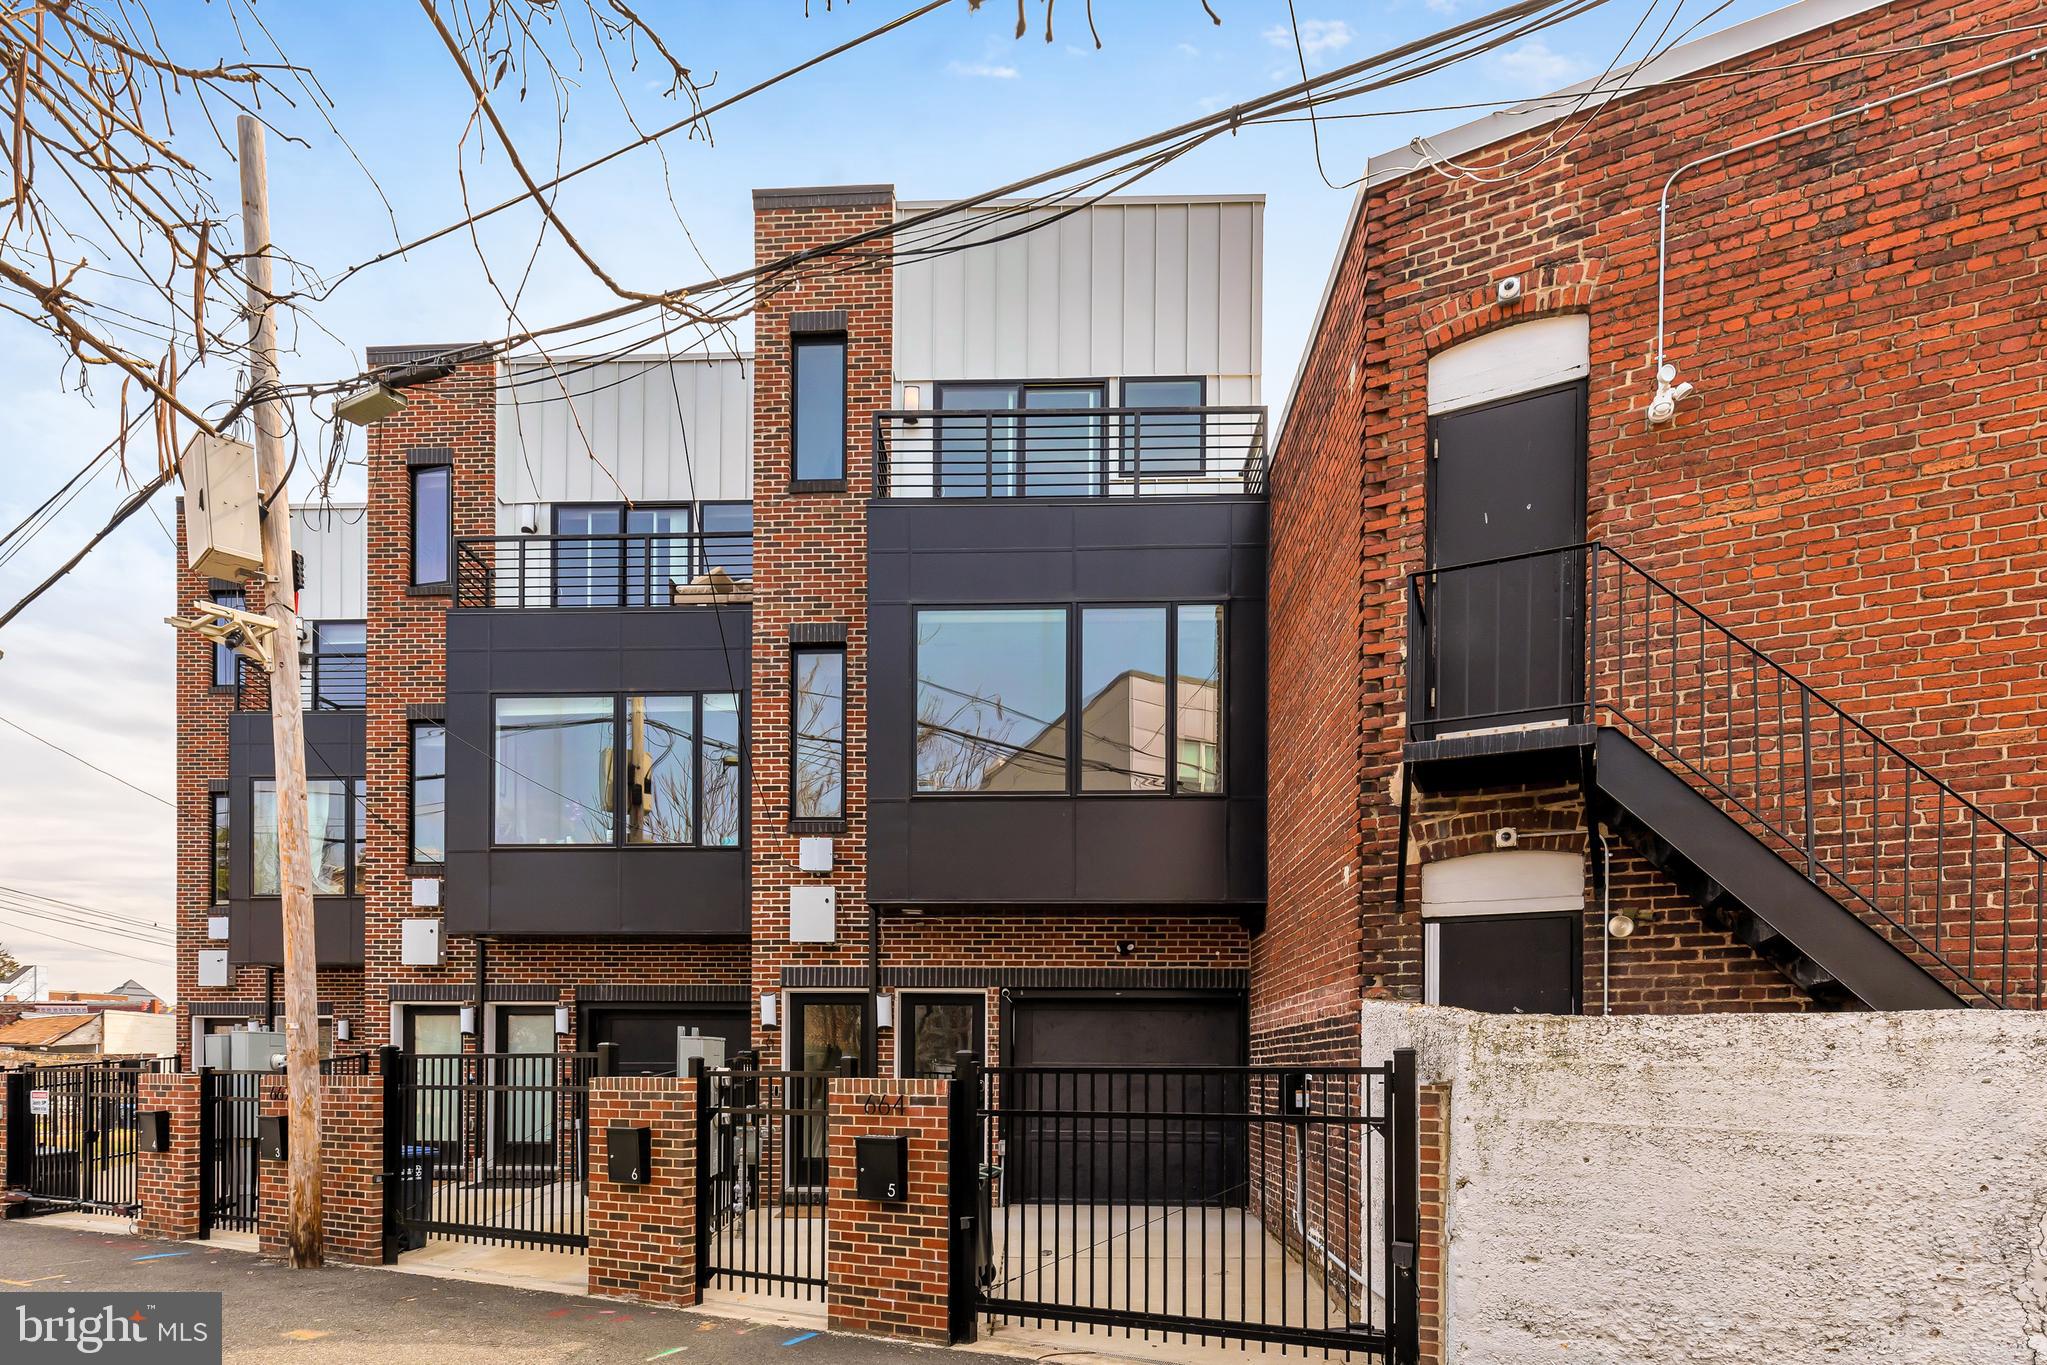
left=175, top=186, right=1274, bottom=1141
left=1266, top=0, right=2047, bottom=1052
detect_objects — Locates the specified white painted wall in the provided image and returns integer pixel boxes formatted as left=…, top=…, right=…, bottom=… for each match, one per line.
left=102, top=1009, right=177, bottom=1057
left=893, top=196, right=1263, bottom=405
left=493, top=354, right=753, bottom=532
left=292, top=504, right=366, bottom=620
left=1362, top=1000, right=2047, bottom=1365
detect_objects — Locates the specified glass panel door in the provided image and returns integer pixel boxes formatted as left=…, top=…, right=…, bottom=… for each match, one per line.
left=790, top=997, right=865, bottom=1189
left=1022, top=386, right=1103, bottom=495
left=554, top=506, right=622, bottom=607
left=937, top=386, right=1018, bottom=497
left=495, top=1010, right=557, bottom=1171
left=625, top=506, right=691, bottom=606
left=407, top=1009, right=465, bottom=1175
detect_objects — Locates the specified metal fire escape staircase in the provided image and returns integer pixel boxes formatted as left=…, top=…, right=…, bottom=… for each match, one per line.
left=1405, top=543, right=2044, bottom=1011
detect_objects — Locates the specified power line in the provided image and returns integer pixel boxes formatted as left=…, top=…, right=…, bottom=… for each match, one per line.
left=0, top=895, right=174, bottom=947
left=0, top=909, right=171, bottom=966
left=0, top=882, right=180, bottom=936
left=0, top=714, right=175, bottom=808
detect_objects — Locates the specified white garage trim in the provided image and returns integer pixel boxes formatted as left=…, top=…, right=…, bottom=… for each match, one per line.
left=1421, top=848, right=1584, bottom=919
left=1427, top=314, right=1590, bottom=416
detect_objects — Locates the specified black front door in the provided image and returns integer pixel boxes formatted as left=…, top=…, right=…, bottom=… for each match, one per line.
left=1425, top=382, right=1587, bottom=735
left=789, top=995, right=868, bottom=1190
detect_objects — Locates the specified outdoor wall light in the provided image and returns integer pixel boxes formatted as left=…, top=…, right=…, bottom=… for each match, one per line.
left=1607, top=912, right=1637, bottom=939
left=335, top=1018, right=352, bottom=1043
left=555, top=1005, right=572, bottom=1036
left=760, top=992, right=780, bottom=1028
left=459, top=1006, right=476, bottom=1035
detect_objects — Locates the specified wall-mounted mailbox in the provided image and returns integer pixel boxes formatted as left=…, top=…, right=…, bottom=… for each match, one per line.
left=606, top=1125, right=651, bottom=1185
left=855, top=1134, right=908, bottom=1202
left=258, top=1114, right=289, bottom=1161
left=1278, top=1070, right=1314, bottom=1118
left=137, top=1110, right=172, bottom=1153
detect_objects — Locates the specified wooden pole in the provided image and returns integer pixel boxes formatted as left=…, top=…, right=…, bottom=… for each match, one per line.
left=238, top=111, right=323, bottom=1268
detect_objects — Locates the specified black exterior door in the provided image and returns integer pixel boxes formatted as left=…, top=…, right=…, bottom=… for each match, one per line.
left=1425, top=382, right=1587, bottom=736
left=1430, top=914, right=1580, bottom=1014
left=1005, top=994, right=1245, bottom=1205
left=583, top=1006, right=751, bottom=1075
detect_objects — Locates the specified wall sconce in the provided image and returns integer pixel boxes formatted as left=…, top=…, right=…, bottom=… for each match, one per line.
left=459, top=1006, right=476, bottom=1035
left=555, top=1005, right=572, bottom=1036
left=876, top=993, right=895, bottom=1030
left=902, top=384, right=922, bottom=425
left=760, top=992, right=780, bottom=1028
left=335, top=1018, right=352, bottom=1043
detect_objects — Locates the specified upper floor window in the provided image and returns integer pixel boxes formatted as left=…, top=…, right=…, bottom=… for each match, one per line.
left=915, top=603, right=1224, bottom=796
left=411, top=463, right=452, bottom=587
left=494, top=692, right=743, bottom=847
left=211, top=793, right=231, bottom=902
left=251, top=777, right=366, bottom=896
left=302, top=621, right=366, bottom=711
left=411, top=723, right=446, bottom=865
left=553, top=502, right=750, bottom=605
left=211, top=587, right=245, bottom=688
left=1120, top=377, right=1205, bottom=479
left=793, top=647, right=845, bottom=821
left=936, top=383, right=1102, bottom=497
left=792, top=334, right=847, bottom=485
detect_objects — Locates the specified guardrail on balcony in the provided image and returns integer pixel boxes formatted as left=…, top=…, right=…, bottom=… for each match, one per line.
left=873, top=405, right=1267, bottom=498
left=453, top=531, right=754, bottom=609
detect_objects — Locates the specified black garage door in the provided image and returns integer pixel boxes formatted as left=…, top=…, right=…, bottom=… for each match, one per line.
left=1004, top=994, right=1245, bottom=1205
left=584, top=1006, right=750, bottom=1076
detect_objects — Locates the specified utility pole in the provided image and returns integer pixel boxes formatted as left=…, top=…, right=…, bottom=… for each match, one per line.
left=238, top=111, right=323, bottom=1269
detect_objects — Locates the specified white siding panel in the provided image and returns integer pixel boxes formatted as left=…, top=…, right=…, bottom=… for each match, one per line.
left=1025, top=212, right=1060, bottom=376
left=1218, top=203, right=1255, bottom=385
left=1186, top=203, right=1222, bottom=381
left=1057, top=211, right=1093, bottom=371
left=1152, top=204, right=1189, bottom=376
left=1120, top=204, right=1156, bottom=377
left=1090, top=208, right=1124, bottom=378
left=293, top=505, right=367, bottom=620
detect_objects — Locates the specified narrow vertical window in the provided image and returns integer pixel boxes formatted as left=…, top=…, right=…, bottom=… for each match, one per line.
left=1174, top=604, right=1224, bottom=793
left=792, top=335, right=847, bottom=485
left=793, top=647, right=845, bottom=820
left=211, top=587, right=245, bottom=687
left=211, top=793, right=231, bottom=902
left=700, top=693, right=744, bottom=847
left=411, top=464, right=451, bottom=586
left=411, top=723, right=446, bottom=865
left=1079, top=606, right=1169, bottom=791
left=623, top=695, right=696, bottom=846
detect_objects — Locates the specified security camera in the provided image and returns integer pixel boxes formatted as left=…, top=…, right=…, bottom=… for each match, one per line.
left=1646, top=363, right=1697, bottom=426
left=1496, top=275, right=1524, bottom=304
left=164, top=599, right=279, bottom=671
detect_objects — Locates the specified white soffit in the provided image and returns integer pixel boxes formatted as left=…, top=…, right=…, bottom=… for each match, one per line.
left=1422, top=848, right=1584, bottom=918
left=1427, top=314, right=1590, bottom=415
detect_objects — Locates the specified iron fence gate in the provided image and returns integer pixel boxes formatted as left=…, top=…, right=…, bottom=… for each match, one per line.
left=198, top=1070, right=265, bottom=1237
left=695, top=1064, right=836, bottom=1306
left=951, top=1052, right=1419, bottom=1358
left=387, top=1050, right=596, bottom=1252
left=4, top=1058, right=169, bottom=1215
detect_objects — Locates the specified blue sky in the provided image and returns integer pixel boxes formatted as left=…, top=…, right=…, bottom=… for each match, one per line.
left=0, top=0, right=1789, bottom=998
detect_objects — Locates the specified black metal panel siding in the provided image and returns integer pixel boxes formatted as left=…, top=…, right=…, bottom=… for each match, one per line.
left=866, top=497, right=1267, bottom=909
left=443, top=605, right=752, bottom=937
left=225, top=710, right=366, bottom=966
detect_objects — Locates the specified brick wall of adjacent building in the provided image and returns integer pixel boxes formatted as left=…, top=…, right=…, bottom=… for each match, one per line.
left=586, top=1075, right=698, bottom=1307
left=1415, top=1081, right=1447, bottom=1365
left=1267, top=0, right=2047, bottom=1020
left=826, top=1076, right=952, bottom=1342
left=135, top=1073, right=203, bottom=1241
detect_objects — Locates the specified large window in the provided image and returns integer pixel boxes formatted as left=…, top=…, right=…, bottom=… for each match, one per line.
left=411, top=464, right=452, bottom=587
left=251, top=778, right=364, bottom=896
left=411, top=723, right=446, bottom=864
left=211, top=793, right=231, bottom=902
left=916, top=604, right=1224, bottom=796
left=1120, top=377, right=1206, bottom=478
left=495, top=693, right=743, bottom=847
left=303, top=620, right=366, bottom=710
left=553, top=503, right=693, bottom=607
left=793, top=648, right=845, bottom=821
left=211, top=587, right=245, bottom=688
left=792, top=334, right=846, bottom=484
left=916, top=608, right=1068, bottom=793
left=936, top=383, right=1104, bottom=497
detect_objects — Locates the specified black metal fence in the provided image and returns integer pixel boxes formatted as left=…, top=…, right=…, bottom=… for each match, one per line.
left=1406, top=541, right=2046, bottom=1009
left=318, top=1052, right=378, bottom=1077
left=954, top=1056, right=1412, bottom=1357
left=695, top=1063, right=835, bottom=1305
left=453, top=531, right=755, bottom=609
left=199, top=1070, right=265, bottom=1236
left=389, top=1050, right=597, bottom=1252
left=874, top=406, right=1268, bottom=498
left=3, top=1058, right=170, bottom=1215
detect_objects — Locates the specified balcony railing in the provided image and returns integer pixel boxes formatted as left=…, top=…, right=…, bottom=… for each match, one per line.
left=453, top=531, right=754, bottom=609
left=232, top=651, right=366, bottom=711
left=873, top=405, right=1267, bottom=498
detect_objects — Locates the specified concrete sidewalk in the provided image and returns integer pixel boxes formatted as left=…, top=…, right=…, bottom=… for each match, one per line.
left=0, top=1219, right=944, bottom=1365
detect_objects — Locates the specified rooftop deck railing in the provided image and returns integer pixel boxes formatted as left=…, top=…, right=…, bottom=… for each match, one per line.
left=874, top=405, right=1267, bottom=498
left=453, top=531, right=754, bottom=609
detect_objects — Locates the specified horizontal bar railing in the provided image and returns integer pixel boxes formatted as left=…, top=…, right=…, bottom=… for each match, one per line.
left=302, top=651, right=366, bottom=711
left=453, top=530, right=755, bottom=609
left=874, top=405, right=1268, bottom=499
left=1406, top=541, right=2045, bottom=1009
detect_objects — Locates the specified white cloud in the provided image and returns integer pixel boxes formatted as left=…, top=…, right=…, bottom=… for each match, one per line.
left=1175, top=42, right=1201, bottom=59
left=1262, top=18, right=1354, bottom=62
left=1197, top=93, right=1233, bottom=114
left=947, top=60, right=1019, bottom=80
left=1425, top=0, right=1459, bottom=14
left=1490, top=39, right=1591, bottom=91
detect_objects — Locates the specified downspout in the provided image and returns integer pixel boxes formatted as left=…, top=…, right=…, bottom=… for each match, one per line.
left=865, top=905, right=881, bottom=1078
left=1655, top=42, right=2047, bottom=398
left=473, top=935, right=488, bottom=1046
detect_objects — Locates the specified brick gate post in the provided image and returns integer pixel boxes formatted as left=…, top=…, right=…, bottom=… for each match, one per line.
left=136, top=1072, right=203, bottom=1241
left=826, top=1075, right=951, bottom=1343
left=586, top=1075, right=699, bottom=1307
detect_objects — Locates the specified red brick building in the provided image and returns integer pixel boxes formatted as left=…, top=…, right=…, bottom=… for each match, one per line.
left=1265, top=0, right=2046, bottom=1052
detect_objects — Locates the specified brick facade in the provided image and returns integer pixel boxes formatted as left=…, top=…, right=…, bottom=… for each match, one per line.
left=135, top=1072, right=203, bottom=1241
left=253, top=1074, right=384, bottom=1264
left=586, top=1075, right=699, bottom=1307
left=825, top=1076, right=951, bottom=1342
left=1265, top=0, right=2047, bottom=1031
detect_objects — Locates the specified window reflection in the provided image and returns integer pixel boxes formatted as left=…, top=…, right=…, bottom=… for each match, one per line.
left=701, top=693, right=743, bottom=846
left=251, top=778, right=353, bottom=895
left=794, top=650, right=845, bottom=819
left=624, top=695, right=694, bottom=845
left=494, top=697, right=616, bottom=845
left=1079, top=607, right=1169, bottom=792
left=1175, top=604, right=1224, bottom=793
left=916, top=608, right=1068, bottom=793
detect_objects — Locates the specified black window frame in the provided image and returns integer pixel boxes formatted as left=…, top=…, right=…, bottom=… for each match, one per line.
left=211, top=792, right=231, bottom=904
left=1117, top=375, right=1208, bottom=480
left=210, top=586, right=246, bottom=689
left=911, top=601, right=1226, bottom=799
left=790, top=645, right=847, bottom=827
left=410, top=720, right=447, bottom=866
left=790, top=332, right=849, bottom=490
left=410, top=463, right=453, bottom=590
left=302, top=619, right=367, bottom=711
left=897, top=994, right=986, bottom=1078
left=932, top=380, right=1109, bottom=497
left=249, top=775, right=366, bottom=897
left=489, top=691, right=747, bottom=851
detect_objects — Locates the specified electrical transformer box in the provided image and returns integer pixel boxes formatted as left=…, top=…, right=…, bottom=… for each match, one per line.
left=181, top=432, right=264, bottom=580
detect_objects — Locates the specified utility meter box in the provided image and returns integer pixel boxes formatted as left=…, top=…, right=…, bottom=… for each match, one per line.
left=258, top=1114, right=289, bottom=1162
left=203, top=1028, right=285, bottom=1073
left=196, top=950, right=230, bottom=988
left=605, top=1126, right=651, bottom=1185
left=676, top=1029, right=726, bottom=1079
left=180, top=433, right=264, bottom=580
left=401, top=917, right=443, bottom=966
left=1278, top=1070, right=1314, bottom=1117
left=855, top=1134, right=908, bottom=1203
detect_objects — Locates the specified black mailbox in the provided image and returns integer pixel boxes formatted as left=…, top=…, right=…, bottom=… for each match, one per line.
left=137, top=1110, right=172, bottom=1153
left=606, top=1125, right=651, bottom=1185
left=258, top=1114, right=288, bottom=1162
left=855, top=1134, right=908, bottom=1202
left=1278, top=1070, right=1314, bottom=1117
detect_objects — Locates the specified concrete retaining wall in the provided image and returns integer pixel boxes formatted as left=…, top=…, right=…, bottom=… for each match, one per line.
left=1362, top=1001, right=2047, bottom=1365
